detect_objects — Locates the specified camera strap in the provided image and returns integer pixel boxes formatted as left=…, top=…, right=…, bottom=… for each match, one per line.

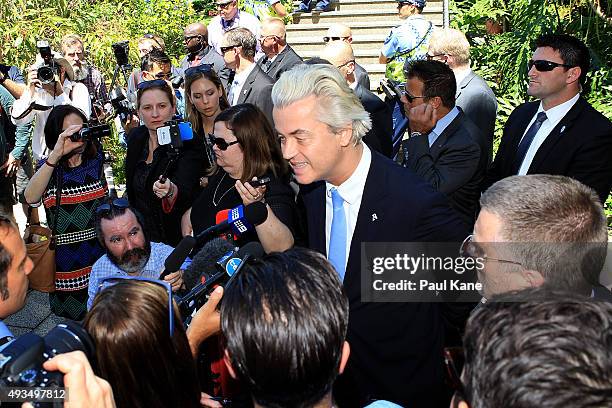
left=11, top=102, right=53, bottom=121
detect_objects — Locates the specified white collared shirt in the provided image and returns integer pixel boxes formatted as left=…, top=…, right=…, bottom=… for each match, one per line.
left=517, top=93, right=580, bottom=175
left=325, top=144, right=372, bottom=271
left=229, top=63, right=256, bottom=105
left=208, top=11, right=262, bottom=54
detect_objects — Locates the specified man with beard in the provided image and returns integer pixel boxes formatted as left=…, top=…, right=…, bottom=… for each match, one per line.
left=86, top=199, right=186, bottom=310
left=61, top=34, right=109, bottom=119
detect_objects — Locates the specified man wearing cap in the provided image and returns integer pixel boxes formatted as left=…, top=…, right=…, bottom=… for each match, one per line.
left=324, top=23, right=370, bottom=90
left=208, top=0, right=261, bottom=55
left=11, top=51, right=90, bottom=162
left=257, top=18, right=303, bottom=81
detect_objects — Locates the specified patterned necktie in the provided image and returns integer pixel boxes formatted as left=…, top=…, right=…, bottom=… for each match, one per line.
left=261, top=56, right=272, bottom=73
left=328, top=187, right=347, bottom=281
left=512, top=111, right=547, bottom=174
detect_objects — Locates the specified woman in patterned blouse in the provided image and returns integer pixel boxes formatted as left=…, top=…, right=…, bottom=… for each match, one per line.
left=25, top=105, right=108, bottom=320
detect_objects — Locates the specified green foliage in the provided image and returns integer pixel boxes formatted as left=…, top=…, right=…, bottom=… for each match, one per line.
left=453, top=0, right=612, bottom=226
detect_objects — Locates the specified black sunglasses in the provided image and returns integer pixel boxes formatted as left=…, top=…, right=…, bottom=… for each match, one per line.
left=183, top=35, right=201, bottom=42
left=137, top=79, right=169, bottom=91
left=323, top=36, right=348, bottom=43
left=528, top=59, right=575, bottom=72
left=220, top=44, right=239, bottom=54
left=184, top=64, right=213, bottom=79
left=96, top=198, right=129, bottom=215
left=401, top=88, right=426, bottom=103
left=209, top=134, right=239, bottom=151
left=154, top=72, right=172, bottom=80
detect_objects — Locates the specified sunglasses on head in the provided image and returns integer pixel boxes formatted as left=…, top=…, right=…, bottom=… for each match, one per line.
left=528, top=59, right=575, bottom=72
left=137, top=78, right=169, bottom=91
left=208, top=134, right=239, bottom=150
left=96, top=276, right=175, bottom=336
left=323, top=36, right=348, bottom=43
left=184, top=64, right=213, bottom=79
left=96, top=198, right=129, bottom=216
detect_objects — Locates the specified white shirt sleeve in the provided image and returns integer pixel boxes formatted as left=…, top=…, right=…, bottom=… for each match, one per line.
left=70, top=82, right=91, bottom=118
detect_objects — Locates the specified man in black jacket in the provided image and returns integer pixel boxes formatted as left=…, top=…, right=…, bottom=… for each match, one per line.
left=257, top=18, right=303, bottom=81
left=321, top=41, right=393, bottom=157
left=403, top=60, right=487, bottom=227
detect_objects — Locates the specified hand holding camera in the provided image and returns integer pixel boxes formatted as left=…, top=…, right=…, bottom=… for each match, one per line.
left=47, top=124, right=86, bottom=164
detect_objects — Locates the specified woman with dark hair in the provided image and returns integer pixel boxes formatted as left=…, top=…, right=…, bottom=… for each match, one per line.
left=182, top=103, right=296, bottom=253
left=125, top=79, right=203, bottom=246
left=85, top=278, right=201, bottom=408
left=24, top=104, right=108, bottom=320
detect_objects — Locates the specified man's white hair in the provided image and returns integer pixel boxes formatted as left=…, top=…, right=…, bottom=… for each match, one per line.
left=272, top=64, right=371, bottom=144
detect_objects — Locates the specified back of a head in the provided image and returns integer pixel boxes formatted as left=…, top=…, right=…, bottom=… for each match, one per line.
left=141, top=48, right=171, bottom=72
left=221, top=247, right=349, bottom=407
left=262, top=17, right=287, bottom=40
left=404, top=59, right=456, bottom=109
left=326, top=23, right=351, bottom=38
left=462, top=287, right=612, bottom=408
left=84, top=280, right=200, bottom=408
left=480, top=175, right=607, bottom=293
left=320, top=41, right=355, bottom=68
left=535, top=33, right=590, bottom=87
left=428, top=28, right=470, bottom=67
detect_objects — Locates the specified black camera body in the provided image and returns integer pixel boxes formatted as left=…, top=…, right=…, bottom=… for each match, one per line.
left=111, top=41, right=130, bottom=68
left=36, top=41, right=58, bottom=85
left=71, top=123, right=111, bottom=142
left=0, top=321, right=94, bottom=405
left=109, top=87, right=137, bottom=120
left=376, top=78, right=404, bottom=103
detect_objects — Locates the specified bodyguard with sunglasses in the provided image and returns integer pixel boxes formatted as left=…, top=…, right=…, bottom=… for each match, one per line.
left=125, top=79, right=204, bottom=246
left=484, top=34, right=612, bottom=203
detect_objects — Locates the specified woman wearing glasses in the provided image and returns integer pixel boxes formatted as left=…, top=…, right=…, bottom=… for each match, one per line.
left=24, top=105, right=108, bottom=320
left=85, top=278, right=202, bottom=407
left=125, top=79, right=203, bottom=246
left=182, top=103, right=296, bottom=253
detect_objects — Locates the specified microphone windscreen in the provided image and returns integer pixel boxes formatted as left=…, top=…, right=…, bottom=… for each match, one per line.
left=243, top=202, right=268, bottom=227
left=164, top=236, right=196, bottom=273
left=183, top=238, right=235, bottom=290
left=237, top=241, right=265, bottom=259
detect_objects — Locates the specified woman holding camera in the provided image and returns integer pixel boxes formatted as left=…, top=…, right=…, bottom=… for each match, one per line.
left=24, top=105, right=108, bottom=320
left=125, top=79, right=203, bottom=246
left=182, top=103, right=297, bottom=253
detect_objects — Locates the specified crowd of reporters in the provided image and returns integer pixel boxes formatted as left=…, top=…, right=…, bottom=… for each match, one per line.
left=0, top=2, right=611, bottom=406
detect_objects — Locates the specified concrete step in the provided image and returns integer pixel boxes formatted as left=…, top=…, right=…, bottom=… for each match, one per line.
left=291, top=7, right=443, bottom=24
left=299, top=48, right=388, bottom=65
left=292, top=0, right=443, bottom=12
left=290, top=33, right=389, bottom=52
left=286, top=19, right=441, bottom=37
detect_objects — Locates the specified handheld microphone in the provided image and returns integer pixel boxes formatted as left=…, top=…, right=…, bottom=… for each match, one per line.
left=195, top=201, right=268, bottom=244
left=178, top=241, right=264, bottom=323
left=215, top=209, right=235, bottom=241
left=182, top=238, right=235, bottom=291
left=159, top=235, right=196, bottom=280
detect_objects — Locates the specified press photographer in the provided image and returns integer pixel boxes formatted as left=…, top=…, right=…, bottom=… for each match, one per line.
left=24, top=105, right=109, bottom=320
left=0, top=61, right=26, bottom=99
left=11, top=41, right=90, bottom=162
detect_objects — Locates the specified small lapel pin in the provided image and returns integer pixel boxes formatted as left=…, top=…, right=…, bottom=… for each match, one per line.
left=371, top=213, right=378, bottom=222
left=560, top=125, right=566, bottom=133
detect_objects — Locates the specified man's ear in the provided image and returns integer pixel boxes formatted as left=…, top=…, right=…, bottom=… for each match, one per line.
left=429, top=96, right=443, bottom=110
left=522, top=269, right=545, bottom=288
left=338, top=341, right=351, bottom=374
left=566, top=66, right=581, bottom=85
left=337, top=125, right=354, bottom=147
left=223, top=349, right=238, bottom=379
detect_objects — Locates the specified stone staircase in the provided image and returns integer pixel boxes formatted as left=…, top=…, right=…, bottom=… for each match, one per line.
left=287, top=0, right=445, bottom=91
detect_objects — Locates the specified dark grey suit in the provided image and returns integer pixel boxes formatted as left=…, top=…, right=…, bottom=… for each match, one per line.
left=354, top=83, right=393, bottom=157
left=405, top=108, right=486, bottom=226
left=355, top=62, right=370, bottom=90
left=234, top=64, right=275, bottom=126
left=260, top=44, right=303, bottom=81
left=456, top=70, right=497, bottom=163
left=179, top=45, right=232, bottom=92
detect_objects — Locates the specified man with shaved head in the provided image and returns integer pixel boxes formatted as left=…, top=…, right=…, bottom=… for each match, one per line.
left=180, top=22, right=231, bottom=90
left=324, top=23, right=370, bottom=89
left=257, top=18, right=303, bottom=81
left=321, top=41, right=392, bottom=157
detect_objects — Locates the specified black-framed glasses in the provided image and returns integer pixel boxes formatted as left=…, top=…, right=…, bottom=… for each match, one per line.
left=323, top=36, right=349, bottom=43
left=220, top=44, right=239, bottom=54
left=137, top=79, right=169, bottom=91
left=183, top=35, right=201, bottom=43
left=184, top=64, right=213, bottom=79
left=459, top=234, right=523, bottom=267
left=96, top=198, right=129, bottom=215
left=444, top=347, right=466, bottom=397
left=209, top=134, right=239, bottom=150
left=426, top=53, right=447, bottom=61
left=400, top=87, right=426, bottom=103
left=96, top=276, right=175, bottom=336
left=154, top=71, right=172, bottom=80
left=528, top=59, right=575, bottom=72
left=336, top=59, right=355, bottom=69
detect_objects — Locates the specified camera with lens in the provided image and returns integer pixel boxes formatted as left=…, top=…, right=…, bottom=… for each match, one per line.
left=0, top=321, right=95, bottom=406
left=109, top=87, right=137, bottom=120
left=111, top=41, right=131, bottom=68
left=376, top=78, right=404, bottom=103
left=36, top=40, right=59, bottom=85
left=70, top=123, right=111, bottom=142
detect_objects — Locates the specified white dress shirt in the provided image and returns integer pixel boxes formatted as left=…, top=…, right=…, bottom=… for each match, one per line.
left=229, top=63, right=256, bottom=105
left=325, top=144, right=372, bottom=272
left=11, top=79, right=91, bottom=160
left=517, top=93, right=580, bottom=175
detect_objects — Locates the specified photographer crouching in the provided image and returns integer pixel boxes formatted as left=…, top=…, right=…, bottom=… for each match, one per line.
left=0, top=212, right=115, bottom=407
left=24, top=105, right=109, bottom=320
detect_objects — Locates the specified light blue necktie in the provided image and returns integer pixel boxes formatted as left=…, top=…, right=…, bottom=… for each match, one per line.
left=328, top=187, right=347, bottom=281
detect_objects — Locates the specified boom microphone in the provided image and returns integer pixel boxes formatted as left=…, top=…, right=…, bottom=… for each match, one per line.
left=182, top=238, right=235, bottom=291
left=195, top=202, right=268, bottom=244
left=159, top=235, right=196, bottom=280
